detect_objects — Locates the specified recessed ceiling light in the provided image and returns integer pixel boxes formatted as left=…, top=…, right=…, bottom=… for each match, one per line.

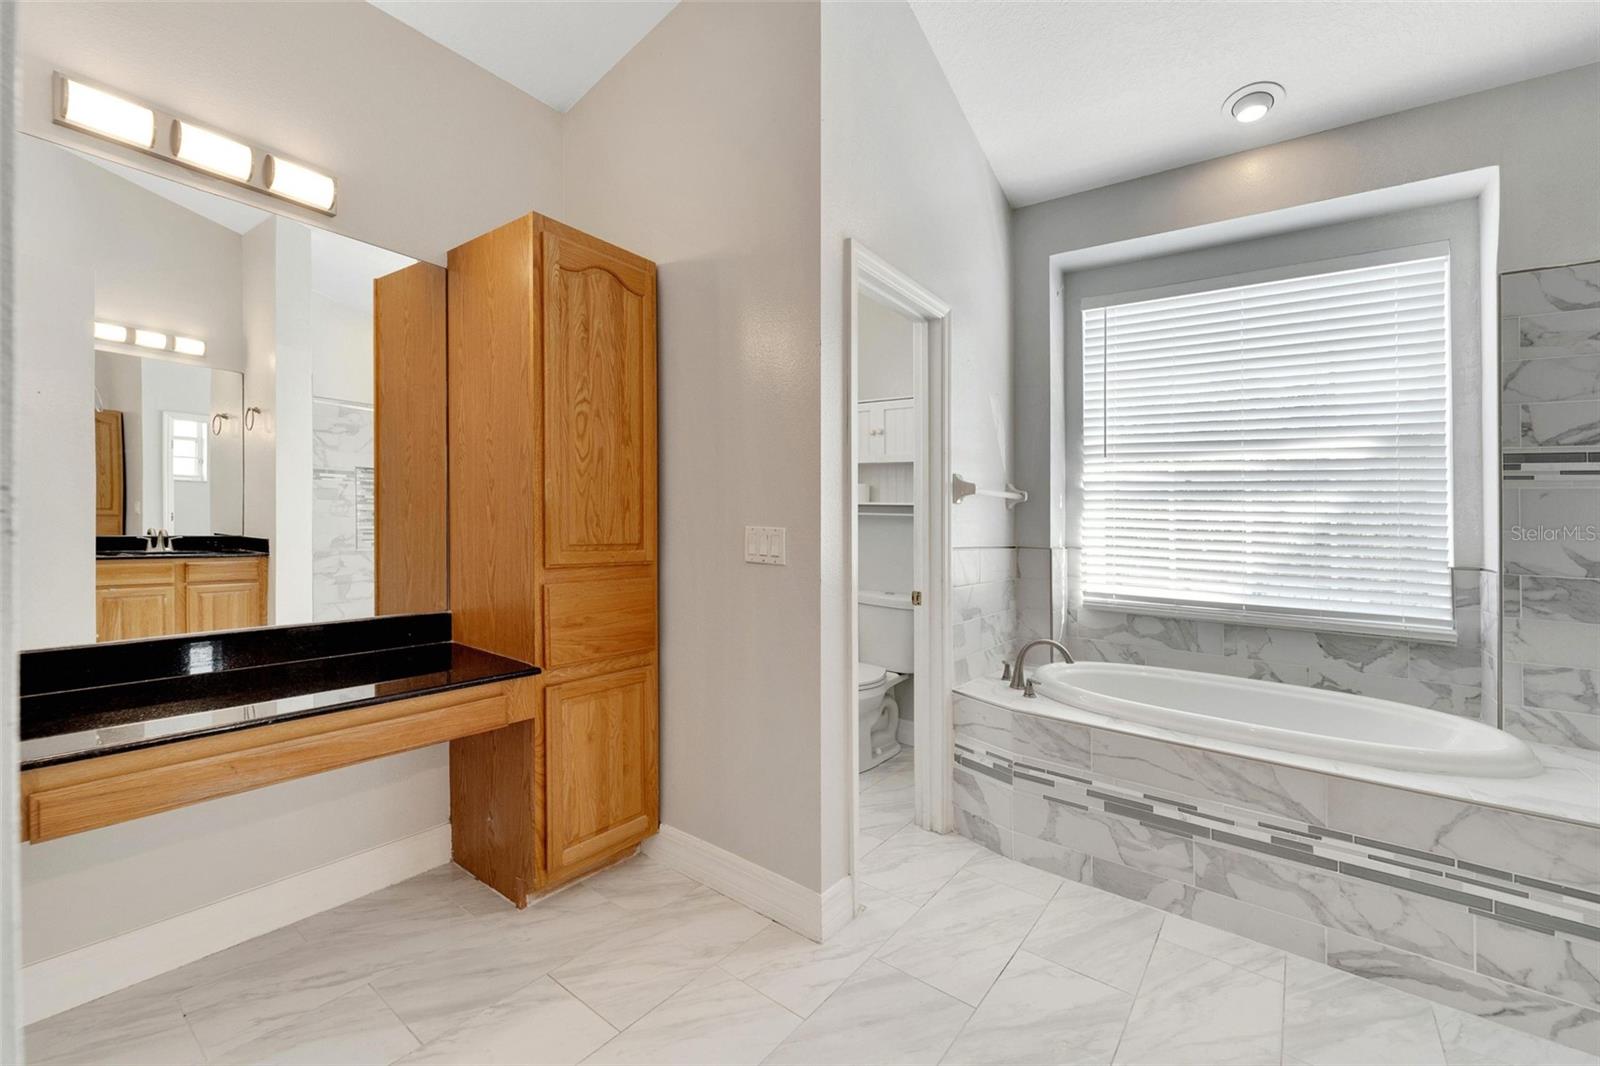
left=1224, top=82, right=1284, bottom=125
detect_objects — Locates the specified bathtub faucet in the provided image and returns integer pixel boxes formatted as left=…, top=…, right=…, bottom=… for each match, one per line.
left=1005, top=639, right=1074, bottom=696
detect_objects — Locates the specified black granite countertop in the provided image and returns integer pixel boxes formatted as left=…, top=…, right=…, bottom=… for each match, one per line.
left=95, top=534, right=270, bottom=559
left=20, top=614, right=537, bottom=769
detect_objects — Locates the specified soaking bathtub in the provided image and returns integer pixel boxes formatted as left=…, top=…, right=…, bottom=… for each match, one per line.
left=1013, top=661, right=1542, bottom=778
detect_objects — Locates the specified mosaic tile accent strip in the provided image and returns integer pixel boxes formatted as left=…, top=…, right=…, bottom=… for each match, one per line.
left=948, top=692, right=1600, bottom=1051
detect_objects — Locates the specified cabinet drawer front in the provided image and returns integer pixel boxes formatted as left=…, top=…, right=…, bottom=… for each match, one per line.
left=544, top=575, right=657, bottom=669
left=543, top=666, right=658, bottom=877
left=183, top=558, right=265, bottom=583
left=96, top=560, right=180, bottom=587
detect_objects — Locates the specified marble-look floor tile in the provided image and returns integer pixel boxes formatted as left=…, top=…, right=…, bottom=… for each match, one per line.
left=876, top=869, right=1047, bottom=1005
left=1157, top=914, right=1285, bottom=978
left=24, top=985, right=204, bottom=1066
left=961, top=847, right=1066, bottom=900
left=396, top=976, right=615, bottom=1066
left=625, top=884, right=775, bottom=956
left=1282, top=955, right=1445, bottom=1065
left=1021, top=878, right=1163, bottom=993
left=939, top=950, right=1131, bottom=1066
left=1112, top=941, right=1283, bottom=1066
left=584, top=967, right=800, bottom=1065
left=206, top=984, right=419, bottom=1066
left=722, top=885, right=917, bottom=1017
left=550, top=923, right=729, bottom=1029
left=493, top=883, right=641, bottom=961
left=762, top=959, right=972, bottom=1065
left=371, top=916, right=578, bottom=1042
left=581, top=856, right=702, bottom=912
left=860, top=780, right=916, bottom=839
left=857, top=824, right=984, bottom=905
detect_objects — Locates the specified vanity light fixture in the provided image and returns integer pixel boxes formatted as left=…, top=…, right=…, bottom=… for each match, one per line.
left=57, top=77, right=155, bottom=149
left=96, top=319, right=205, bottom=357
left=171, top=120, right=254, bottom=182
left=1224, top=81, right=1284, bottom=124
left=263, top=155, right=338, bottom=213
left=52, top=72, right=338, bottom=216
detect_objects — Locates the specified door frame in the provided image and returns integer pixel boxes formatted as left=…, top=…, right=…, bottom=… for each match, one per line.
left=846, top=240, right=954, bottom=889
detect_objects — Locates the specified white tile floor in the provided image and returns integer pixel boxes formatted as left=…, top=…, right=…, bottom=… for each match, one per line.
left=24, top=754, right=1600, bottom=1066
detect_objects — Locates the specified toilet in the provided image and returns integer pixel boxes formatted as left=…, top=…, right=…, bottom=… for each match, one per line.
left=858, top=591, right=913, bottom=771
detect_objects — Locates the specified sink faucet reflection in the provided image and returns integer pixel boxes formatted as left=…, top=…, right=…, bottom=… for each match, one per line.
left=1005, top=638, right=1074, bottom=697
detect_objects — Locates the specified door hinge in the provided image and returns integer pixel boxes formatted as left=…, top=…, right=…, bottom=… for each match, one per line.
left=911, top=591, right=922, bottom=606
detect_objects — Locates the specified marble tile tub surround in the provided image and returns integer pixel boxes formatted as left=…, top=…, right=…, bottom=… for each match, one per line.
left=951, top=547, right=1025, bottom=685
left=29, top=851, right=1599, bottom=1066
left=1501, top=260, right=1600, bottom=753
left=950, top=685, right=1600, bottom=1052
left=1052, top=547, right=1499, bottom=724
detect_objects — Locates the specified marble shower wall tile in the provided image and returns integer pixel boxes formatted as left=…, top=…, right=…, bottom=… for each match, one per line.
left=1506, top=703, right=1600, bottom=750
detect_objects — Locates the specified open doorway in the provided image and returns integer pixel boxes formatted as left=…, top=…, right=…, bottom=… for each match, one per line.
left=848, top=241, right=953, bottom=895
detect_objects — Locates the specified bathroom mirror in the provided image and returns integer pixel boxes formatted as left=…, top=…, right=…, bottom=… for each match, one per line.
left=16, top=134, right=447, bottom=648
left=93, top=351, right=245, bottom=537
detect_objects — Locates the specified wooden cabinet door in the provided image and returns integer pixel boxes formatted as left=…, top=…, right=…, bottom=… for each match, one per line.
left=183, top=559, right=267, bottom=632
left=95, top=410, right=126, bottom=535
left=96, top=564, right=179, bottom=642
left=543, top=666, right=658, bottom=879
left=184, top=581, right=261, bottom=633
left=541, top=227, right=657, bottom=568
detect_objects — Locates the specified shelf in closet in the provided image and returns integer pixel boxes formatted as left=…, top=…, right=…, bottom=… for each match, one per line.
left=858, top=502, right=914, bottom=516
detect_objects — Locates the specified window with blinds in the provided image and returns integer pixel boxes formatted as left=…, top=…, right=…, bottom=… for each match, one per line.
left=1080, top=253, right=1452, bottom=639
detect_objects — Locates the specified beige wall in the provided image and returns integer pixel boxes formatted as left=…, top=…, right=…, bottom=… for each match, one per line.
left=16, top=0, right=566, bottom=968
left=820, top=0, right=1014, bottom=886
left=562, top=1, right=826, bottom=891
left=18, top=1, right=564, bottom=264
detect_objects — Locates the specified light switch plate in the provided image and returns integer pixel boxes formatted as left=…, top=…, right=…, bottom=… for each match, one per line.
left=744, top=525, right=787, bottom=565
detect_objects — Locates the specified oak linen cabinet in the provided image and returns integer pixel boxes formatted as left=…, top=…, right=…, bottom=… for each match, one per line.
left=446, top=213, right=659, bottom=905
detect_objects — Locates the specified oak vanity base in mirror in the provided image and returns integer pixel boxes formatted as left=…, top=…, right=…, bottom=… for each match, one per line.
left=95, top=555, right=267, bottom=641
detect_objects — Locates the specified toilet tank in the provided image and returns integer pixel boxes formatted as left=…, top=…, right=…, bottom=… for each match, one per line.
left=858, top=591, right=914, bottom=673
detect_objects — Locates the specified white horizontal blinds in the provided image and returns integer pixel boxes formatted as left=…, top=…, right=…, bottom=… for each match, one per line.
left=1081, top=255, right=1453, bottom=636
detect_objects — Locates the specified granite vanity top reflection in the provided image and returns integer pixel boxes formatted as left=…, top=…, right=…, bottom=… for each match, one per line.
left=20, top=613, right=537, bottom=769
left=94, top=534, right=270, bottom=559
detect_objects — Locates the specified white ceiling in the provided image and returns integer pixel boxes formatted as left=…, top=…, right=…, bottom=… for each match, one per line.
left=369, top=0, right=678, bottom=112
left=910, top=1, right=1600, bottom=207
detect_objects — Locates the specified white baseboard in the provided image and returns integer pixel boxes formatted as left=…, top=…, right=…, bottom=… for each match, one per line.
left=643, top=825, right=852, bottom=942
left=22, top=823, right=452, bottom=1025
